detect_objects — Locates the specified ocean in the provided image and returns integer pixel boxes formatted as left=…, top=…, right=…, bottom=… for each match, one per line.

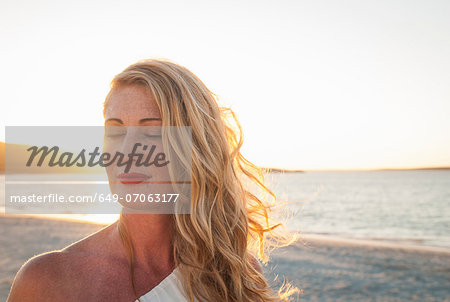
left=2, top=169, right=449, bottom=249
left=264, top=169, right=450, bottom=249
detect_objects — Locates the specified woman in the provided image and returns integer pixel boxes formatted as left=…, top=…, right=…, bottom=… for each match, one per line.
left=7, top=59, right=299, bottom=301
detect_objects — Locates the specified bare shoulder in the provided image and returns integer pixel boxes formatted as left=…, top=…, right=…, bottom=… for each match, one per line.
left=7, top=250, right=72, bottom=302
left=7, top=222, right=125, bottom=302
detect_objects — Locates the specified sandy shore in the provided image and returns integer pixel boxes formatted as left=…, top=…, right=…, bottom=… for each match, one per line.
left=267, top=236, right=450, bottom=301
left=1, top=215, right=449, bottom=301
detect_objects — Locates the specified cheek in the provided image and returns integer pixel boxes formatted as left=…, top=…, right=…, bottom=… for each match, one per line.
left=102, top=139, right=121, bottom=180
left=143, top=140, right=170, bottom=178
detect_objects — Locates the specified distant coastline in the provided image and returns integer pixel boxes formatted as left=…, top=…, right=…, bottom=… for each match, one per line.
left=373, top=166, right=450, bottom=171
left=260, top=167, right=305, bottom=173
left=259, top=166, right=450, bottom=173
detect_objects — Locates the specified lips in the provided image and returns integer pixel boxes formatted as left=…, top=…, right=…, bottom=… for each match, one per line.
left=117, top=172, right=151, bottom=184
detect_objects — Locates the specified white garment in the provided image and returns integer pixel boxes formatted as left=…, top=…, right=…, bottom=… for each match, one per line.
left=137, top=267, right=192, bottom=302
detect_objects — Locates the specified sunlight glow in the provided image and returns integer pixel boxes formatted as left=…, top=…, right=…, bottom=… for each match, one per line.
left=1, top=0, right=449, bottom=170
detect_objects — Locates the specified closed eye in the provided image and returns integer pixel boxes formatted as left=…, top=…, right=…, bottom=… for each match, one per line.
left=106, top=133, right=125, bottom=137
left=105, top=126, right=126, bottom=138
left=144, top=134, right=162, bottom=138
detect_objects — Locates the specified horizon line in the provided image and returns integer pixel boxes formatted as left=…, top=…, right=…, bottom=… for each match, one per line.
left=261, top=166, right=450, bottom=172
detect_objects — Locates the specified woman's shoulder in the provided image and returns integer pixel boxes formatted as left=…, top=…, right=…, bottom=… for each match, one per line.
left=7, top=222, right=129, bottom=302
left=7, top=250, right=71, bottom=301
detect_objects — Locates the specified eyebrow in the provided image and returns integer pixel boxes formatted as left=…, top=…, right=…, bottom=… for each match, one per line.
left=105, top=118, right=162, bottom=124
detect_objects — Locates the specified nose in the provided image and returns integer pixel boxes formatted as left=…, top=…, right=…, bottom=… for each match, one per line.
left=120, top=127, right=143, bottom=163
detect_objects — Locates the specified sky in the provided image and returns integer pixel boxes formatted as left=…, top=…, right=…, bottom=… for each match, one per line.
left=1, top=0, right=449, bottom=171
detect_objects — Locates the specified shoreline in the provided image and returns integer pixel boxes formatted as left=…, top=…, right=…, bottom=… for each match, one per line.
left=298, top=233, right=450, bottom=255
left=2, top=213, right=449, bottom=255
left=5, top=213, right=450, bottom=253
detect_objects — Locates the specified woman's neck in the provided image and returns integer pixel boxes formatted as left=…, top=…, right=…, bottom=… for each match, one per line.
left=117, top=212, right=175, bottom=274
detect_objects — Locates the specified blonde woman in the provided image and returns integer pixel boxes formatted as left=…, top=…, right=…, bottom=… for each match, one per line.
left=7, top=59, right=299, bottom=302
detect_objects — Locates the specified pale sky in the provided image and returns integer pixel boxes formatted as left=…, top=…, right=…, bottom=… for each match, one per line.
left=1, top=0, right=449, bottom=170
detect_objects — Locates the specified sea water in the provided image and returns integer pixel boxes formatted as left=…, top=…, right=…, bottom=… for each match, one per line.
left=264, top=169, right=450, bottom=249
left=1, top=169, right=449, bottom=249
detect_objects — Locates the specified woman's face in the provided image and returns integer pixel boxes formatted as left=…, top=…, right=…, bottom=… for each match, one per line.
left=103, top=84, right=173, bottom=212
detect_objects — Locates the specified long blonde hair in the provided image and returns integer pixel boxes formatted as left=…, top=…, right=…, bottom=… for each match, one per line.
left=104, top=58, right=300, bottom=302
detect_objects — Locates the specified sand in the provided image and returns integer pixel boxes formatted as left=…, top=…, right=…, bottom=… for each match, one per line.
left=1, top=215, right=449, bottom=301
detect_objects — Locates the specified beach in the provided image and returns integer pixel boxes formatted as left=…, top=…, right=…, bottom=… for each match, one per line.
left=267, top=236, right=450, bottom=301
left=1, top=215, right=449, bottom=301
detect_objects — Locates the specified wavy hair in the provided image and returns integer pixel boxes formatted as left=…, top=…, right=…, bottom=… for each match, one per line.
left=103, top=58, right=300, bottom=302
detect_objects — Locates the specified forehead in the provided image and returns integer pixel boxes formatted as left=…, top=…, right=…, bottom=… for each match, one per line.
left=104, top=84, right=160, bottom=119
